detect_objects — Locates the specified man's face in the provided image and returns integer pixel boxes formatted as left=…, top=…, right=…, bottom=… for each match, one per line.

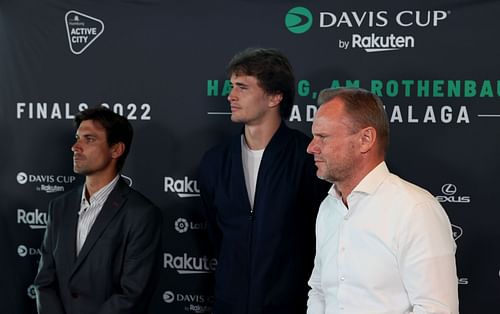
left=227, top=74, right=278, bottom=125
left=71, top=120, right=116, bottom=176
left=307, top=98, right=360, bottom=184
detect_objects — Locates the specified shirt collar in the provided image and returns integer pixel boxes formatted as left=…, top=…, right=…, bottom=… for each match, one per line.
left=328, top=161, right=389, bottom=200
left=80, top=174, right=120, bottom=206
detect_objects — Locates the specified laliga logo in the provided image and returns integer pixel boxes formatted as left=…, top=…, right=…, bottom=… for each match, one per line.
left=65, top=10, right=104, bottom=55
left=27, top=285, right=37, bottom=299
left=175, top=218, right=189, bottom=233
left=174, top=217, right=208, bottom=234
left=436, top=183, right=471, bottom=203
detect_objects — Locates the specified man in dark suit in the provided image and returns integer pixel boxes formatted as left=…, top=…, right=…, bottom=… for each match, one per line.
left=34, top=107, right=161, bottom=314
left=198, top=48, right=329, bottom=314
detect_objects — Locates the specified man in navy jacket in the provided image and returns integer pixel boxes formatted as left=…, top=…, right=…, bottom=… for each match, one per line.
left=198, top=48, right=329, bottom=314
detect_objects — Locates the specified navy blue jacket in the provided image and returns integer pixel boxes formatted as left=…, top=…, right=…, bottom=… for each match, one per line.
left=198, top=122, right=329, bottom=314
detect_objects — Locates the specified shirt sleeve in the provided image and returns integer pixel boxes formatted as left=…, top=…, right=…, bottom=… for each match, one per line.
left=307, top=203, right=326, bottom=314
left=397, top=199, right=459, bottom=314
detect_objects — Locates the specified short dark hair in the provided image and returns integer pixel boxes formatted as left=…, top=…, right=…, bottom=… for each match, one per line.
left=318, top=87, right=390, bottom=154
left=227, top=47, right=295, bottom=119
left=75, top=107, right=133, bottom=171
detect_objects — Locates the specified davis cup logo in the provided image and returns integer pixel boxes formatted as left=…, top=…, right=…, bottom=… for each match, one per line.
left=285, top=7, right=313, bottom=34
left=18, top=245, right=28, bottom=257
left=17, top=172, right=28, bottom=184
left=65, top=10, right=104, bottom=55
left=163, top=291, right=175, bottom=303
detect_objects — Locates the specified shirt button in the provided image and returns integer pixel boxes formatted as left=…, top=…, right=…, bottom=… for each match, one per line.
left=340, top=276, right=345, bottom=281
left=71, top=292, right=80, bottom=299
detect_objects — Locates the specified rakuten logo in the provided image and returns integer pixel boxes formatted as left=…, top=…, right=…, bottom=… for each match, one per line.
left=164, top=176, right=200, bottom=198
left=163, top=253, right=217, bottom=274
left=17, top=209, right=48, bottom=229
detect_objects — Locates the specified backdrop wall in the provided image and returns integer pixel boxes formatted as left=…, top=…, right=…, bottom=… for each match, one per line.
left=1, top=0, right=499, bottom=313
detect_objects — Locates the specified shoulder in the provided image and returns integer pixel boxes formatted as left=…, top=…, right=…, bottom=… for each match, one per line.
left=385, top=173, right=437, bottom=205
left=199, top=135, right=238, bottom=175
left=273, top=123, right=312, bottom=153
left=48, top=185, right=81, bottom=208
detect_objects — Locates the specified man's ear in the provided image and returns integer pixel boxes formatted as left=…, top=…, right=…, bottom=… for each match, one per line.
left=359, top=127, right=376, bottom=154
left=111, top=142, right=125, bottom=159
left=268, top=93, right=283, bottom=109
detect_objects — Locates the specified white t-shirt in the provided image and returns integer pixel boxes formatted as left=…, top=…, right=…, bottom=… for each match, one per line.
left=241, top=135, right=264, bottom=210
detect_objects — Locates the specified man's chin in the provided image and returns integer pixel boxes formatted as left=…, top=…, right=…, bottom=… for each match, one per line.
left=73, top=167, right=89, bottom=176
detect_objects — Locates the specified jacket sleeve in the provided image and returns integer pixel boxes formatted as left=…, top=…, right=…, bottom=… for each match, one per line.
left=96, top=203, right=162, bottom=314
left=198, top=152, right=222, bottom=257
left=34, top=201, right=66, bottom=314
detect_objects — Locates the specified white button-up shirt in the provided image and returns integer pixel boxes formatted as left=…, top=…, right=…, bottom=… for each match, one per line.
left=76, top=175, right=119, bottom=255
left=307, top=162, right=459, bottom=314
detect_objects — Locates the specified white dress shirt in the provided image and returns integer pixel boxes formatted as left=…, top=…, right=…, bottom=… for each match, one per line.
left=307, top=162, right=459, bottom=314
left=76, top=175, right=120, bottom=255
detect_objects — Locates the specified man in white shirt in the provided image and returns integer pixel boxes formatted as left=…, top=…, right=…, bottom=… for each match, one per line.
left=306, top=87, right=459, bottom=314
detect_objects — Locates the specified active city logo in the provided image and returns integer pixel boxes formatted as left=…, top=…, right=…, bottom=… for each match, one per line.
left=284, top=7, right=450, bottom=52
left=436, top=183, right=471, bottom=203
left=16, top=171, right=76, bottom=193
left=65, top=10, right=104, bottom=55
left=164, top=176, right=200, bottom=198
left=163, top=290, right=213, bottom=313
left=175, top=218, right=207, bottom=234
left=451, top=224, right=463, bottom=241
left=17, top=244, right=42, bottom=257
left=17, top=208, right=48, bottom=230
left=163, top=253, right=217, bottom=274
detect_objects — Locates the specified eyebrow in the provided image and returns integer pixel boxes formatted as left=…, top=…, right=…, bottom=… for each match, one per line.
left=233, top=82, right=249, bottom=88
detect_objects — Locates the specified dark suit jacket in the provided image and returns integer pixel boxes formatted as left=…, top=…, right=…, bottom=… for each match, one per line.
left=198, top=122, right=330, bottom=314
left=34, top=178, right=161, bottom=314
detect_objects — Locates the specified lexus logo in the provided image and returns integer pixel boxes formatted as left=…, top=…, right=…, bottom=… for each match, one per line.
left=441, top=183, right=457, bottom=195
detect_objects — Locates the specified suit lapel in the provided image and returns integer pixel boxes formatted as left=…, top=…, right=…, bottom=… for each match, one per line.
left=60, top=186, right=82, bottom=266
left=71, top=179, right=128, bottom=274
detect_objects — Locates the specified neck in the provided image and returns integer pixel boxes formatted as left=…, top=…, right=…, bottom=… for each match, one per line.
left=244, top=116, right=281, bottom=150
left=336, top=158, right=384, bottom=207
left=84, top=171, right=118, bottom=199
